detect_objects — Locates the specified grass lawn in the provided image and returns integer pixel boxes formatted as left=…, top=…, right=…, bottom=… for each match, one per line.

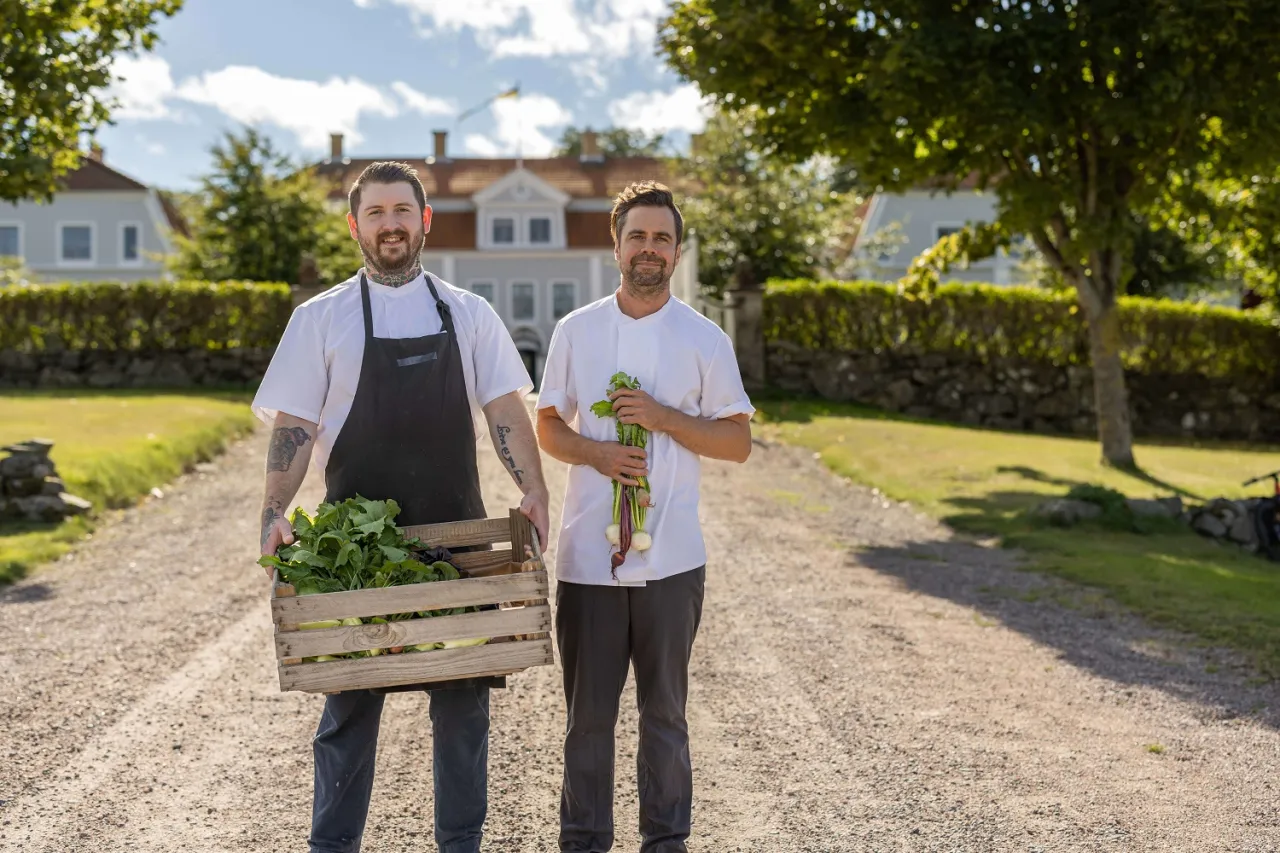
left=758, top=398, right=1280, bottom=676
left=0, top=390, right=257, bottom=585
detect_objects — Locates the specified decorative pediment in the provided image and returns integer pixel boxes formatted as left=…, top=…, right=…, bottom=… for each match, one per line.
left=473, top=167, right=571, bottom=207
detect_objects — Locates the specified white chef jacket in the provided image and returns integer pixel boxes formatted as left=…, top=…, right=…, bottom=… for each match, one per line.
left=537, top=291, right=755, bottom=586
left=251, top=270, right=532, bottom=479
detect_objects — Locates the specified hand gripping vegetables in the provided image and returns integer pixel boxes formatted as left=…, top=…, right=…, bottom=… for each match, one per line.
left=590, top=372, right=654, bottom=578
left=259, top=496, right=488, bottom=660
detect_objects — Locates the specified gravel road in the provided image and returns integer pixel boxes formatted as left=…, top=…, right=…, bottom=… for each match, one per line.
left=1, top=423, right=1277, bottom=852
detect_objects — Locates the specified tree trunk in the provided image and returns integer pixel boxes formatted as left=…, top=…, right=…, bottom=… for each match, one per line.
left=1081, top=294, right=1137, bottom=469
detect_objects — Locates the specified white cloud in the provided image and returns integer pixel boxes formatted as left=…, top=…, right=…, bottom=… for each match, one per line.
left=108, top=54, right=177, bottom=120
left=391, top=81, right=453, bottom=116
left=608, top=84, right=710, bottom=136
left=137, top=135, right=167, bottom=156
left=354, top=0, right=666, bottom=62
left=462, top=93, right=574, bottom=157
left=176, top=66, right=399, bottom=149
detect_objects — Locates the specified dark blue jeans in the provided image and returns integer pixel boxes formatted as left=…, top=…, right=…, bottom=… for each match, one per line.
left=308, top=685, right=490, bottom=853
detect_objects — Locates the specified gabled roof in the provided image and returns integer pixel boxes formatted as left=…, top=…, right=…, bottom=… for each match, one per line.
left=60, top=158, right=149, bottom=192
left=315, top=156, right=671, bottom=202
left=471, top=166, right=571, bottom=205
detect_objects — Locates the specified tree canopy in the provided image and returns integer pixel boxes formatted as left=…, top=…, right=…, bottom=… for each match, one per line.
left=0, top=0, right=183, bottom=202
left=555, top=127, right=667, bottom=158
left=168, top=128, right=360, bottom=286
left=662, top=0, right=1280, bottom=467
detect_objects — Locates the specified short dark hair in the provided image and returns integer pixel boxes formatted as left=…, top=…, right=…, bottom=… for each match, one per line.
left=610, top=180, right=683, bottom=247
left=348, top=161, right=427, bottom=216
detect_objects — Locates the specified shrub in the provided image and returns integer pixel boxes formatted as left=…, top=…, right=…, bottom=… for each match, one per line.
left=764, top=279, right=1280, bottom=380
left=0, top=280, right=292, bottom=352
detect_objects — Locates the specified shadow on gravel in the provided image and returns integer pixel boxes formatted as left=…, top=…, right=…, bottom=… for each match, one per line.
left=854, top=538, right=1280, bottom=733
left=0, top=582, right=55, bottom=605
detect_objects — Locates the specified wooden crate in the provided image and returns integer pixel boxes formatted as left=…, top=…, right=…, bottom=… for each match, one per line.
left=270, top=509, right=553, bottom=694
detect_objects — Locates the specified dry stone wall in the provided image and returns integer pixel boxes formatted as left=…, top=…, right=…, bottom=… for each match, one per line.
left=1, top=439, right=92, bottom=522
left=0, top=348, right=275, bottom=389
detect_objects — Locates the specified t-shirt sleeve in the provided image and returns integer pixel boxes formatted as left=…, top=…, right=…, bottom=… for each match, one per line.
left=251, top=307, right=328, bottom=425
left=470, top=295, right=533, bottom=406
left=700, top=333, right=756, bottom=420
left=536, top=322, right=576, bottom=422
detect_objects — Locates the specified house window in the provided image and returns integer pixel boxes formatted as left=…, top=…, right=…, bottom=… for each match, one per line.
left=469, top=281, right=496, bottom=305
left=511, top=281, right=535, bottom=321
left=529, top=217, right=552, bottom=245
left=0, top=225, right=19, bottom=259
left=60, top=224, right=94, bottom=263
left=121, top=223, right=141, bottom=264
left=552, top=281, right=576, bottom=320
left=934, top=224, right=964, bottom=242
left=492, top=217, right=515, bottom=245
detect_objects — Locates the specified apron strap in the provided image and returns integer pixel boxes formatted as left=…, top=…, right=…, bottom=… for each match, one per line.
left=423, top=273, right=453, bottom=328
left=358, top=271, right=375, bottom=340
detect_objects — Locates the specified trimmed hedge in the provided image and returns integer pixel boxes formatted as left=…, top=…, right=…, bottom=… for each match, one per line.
left=0, top=280, right=292, bottom=352
left=765, top=280, right=1280, bottom=379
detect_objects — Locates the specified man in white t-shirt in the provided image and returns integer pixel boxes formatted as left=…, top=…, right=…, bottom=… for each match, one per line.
left=252, top=161, right=549, bottom=853
left=536, top=181, right=754, bottom=852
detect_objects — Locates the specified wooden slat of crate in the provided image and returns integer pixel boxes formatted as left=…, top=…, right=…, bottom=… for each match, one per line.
left=276, top=604, right=550, bottom=659
left=279, top=638, right=554, bottom=693
left=451, top=550, right=514, bottom=576
left=402, top=517, right=511, bottom=548
left=271, top=570, right=548, bottom=624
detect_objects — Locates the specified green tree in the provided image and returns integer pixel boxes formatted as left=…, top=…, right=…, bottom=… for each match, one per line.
left=169, top=128, right=361, bottom=285
left=677, top=110, right=858, bottom=296
left=662, top=0, right=1280, bottom=468
left=556, top=127, right=666, bottom=158
left=0, top=0, right=183, bottom=202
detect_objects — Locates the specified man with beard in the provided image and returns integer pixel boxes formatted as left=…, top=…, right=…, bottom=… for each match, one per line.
left=252, top=161, right=550, bottom=853
left=535, top=181, right=755, bottom=853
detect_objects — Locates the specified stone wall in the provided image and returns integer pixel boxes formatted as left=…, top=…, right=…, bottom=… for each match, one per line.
left=768, top=341, right=1280, bottom=443
left=0, top=348, right=275, bottom=389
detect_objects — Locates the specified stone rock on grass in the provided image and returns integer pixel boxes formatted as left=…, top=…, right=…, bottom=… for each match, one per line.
left=1191, top=511, right=1229, bottom=539
left=1035, top=498, right=1104, bottom=527
left=1228, top=513, right=1258, bottom=548
left=1127, top=497, right=1184, bottom=519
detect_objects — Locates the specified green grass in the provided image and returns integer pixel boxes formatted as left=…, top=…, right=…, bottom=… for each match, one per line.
left=0, top=390, right=257, bottom=584
left=758, top=398, right=1280, bottom=677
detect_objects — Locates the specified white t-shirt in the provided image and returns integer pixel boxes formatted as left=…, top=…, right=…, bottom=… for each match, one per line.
left=252, top=270, right=532, bottom=479
left=537, top=292, right=755, bottom=586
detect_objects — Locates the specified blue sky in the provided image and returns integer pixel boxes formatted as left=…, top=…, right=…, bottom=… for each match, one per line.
left=100, top=0, right=709, bottom=190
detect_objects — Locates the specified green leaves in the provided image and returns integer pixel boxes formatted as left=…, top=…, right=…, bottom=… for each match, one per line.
left=257, top=495, right=454, bottom=593
left=0, top=280, right=292, bottom=353
left=0, top=0, right=184, bottom=202
left=166, top=128, right=363, bottom=285
left=589, top=401, right=616, bottom=418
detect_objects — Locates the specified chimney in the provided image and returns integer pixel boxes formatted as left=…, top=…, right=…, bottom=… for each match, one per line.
left=580, top=129, right=602, bottom=162
left=433, top=130, right=448, bottom=160
left=88, top=143, right=104, bottom=163
left=330, top=133, right=344, bottom=162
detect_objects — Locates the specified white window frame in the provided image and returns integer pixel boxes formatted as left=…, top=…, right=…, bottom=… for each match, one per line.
left=933, top=221, right=966, bottom=243
left=550, top=279, right=579, bottom=321
left=490, top=216, right=516, bottom=246
left=509, top=279, right=537, bottom=323
left=528, top=215, right=553, bottom=246
left=0, top=222, right=24, bottom=261
left=119, top=221, right=143, bottom=266
left=467, top=279, right=498, bottom=309
left=57, top=221, right=97, bottom=266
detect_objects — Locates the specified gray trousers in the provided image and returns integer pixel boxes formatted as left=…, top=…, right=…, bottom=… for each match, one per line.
left=556, top=566, right=706, bottom=853
left=308, top=685, right=490, bottom=853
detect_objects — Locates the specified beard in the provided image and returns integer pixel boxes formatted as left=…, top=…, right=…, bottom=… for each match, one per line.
left=358, top=225, right=425, bottom=278
left=620, top=253, right=671, bottom=295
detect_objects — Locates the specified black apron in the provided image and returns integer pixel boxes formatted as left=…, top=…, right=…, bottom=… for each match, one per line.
left=324, top=271, right=496, bottom=693
left=324, top=271, right=486, bottom=524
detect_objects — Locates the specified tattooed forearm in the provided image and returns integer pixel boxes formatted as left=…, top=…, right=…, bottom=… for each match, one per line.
left=267, top=426, right=312, bottom=473
left=260, top=503, right=281, bottom=549
left=496, top=424, right=525, bottom=486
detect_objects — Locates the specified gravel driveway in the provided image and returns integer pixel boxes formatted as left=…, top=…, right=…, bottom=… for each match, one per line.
left=1, top=424, right=1277, bottom=852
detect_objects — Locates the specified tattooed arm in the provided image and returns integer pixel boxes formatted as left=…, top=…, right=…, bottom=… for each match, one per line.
left=259, top=412, right=318, bottom=578
left=482, top=391, right=550, bottom=551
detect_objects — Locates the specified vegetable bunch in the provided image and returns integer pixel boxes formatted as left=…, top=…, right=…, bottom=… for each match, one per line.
left=590, top=372, right=654, bottom=577
left=259, top=496, right=487, bottom=661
